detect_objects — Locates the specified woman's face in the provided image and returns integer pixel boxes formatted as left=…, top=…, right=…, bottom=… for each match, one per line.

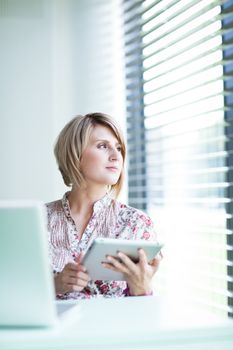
left=80, top=124, right=124, bottom=188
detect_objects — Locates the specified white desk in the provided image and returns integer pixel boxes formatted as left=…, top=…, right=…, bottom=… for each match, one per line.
left=1, top=296, right=233, bottom=350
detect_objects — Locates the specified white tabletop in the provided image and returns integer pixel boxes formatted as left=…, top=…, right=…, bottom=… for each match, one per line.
left=1, top=296, right=233, bottom=350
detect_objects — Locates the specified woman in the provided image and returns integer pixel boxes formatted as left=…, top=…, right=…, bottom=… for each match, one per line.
left=46, top=112, right=161, bottom=299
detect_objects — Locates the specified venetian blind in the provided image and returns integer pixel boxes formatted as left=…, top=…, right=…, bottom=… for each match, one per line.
left=123, top=0, right=233, bottom=317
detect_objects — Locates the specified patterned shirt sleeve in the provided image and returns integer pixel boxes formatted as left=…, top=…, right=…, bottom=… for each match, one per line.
left=119, top=206, right=157, bottom=242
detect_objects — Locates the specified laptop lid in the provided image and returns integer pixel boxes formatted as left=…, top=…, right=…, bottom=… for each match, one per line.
left=0, top=200, right=57, bottom=327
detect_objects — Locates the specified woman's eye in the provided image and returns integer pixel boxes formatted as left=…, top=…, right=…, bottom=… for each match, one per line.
left=117, top=146, right=122, bottom=152
left=98, top=143, right=107, bottom=149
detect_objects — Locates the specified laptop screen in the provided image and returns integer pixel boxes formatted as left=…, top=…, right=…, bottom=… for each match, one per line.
left=0, top=201, right=57, bottom=327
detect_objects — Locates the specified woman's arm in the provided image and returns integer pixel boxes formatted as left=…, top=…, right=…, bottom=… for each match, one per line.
left=102, top=209, right=162, bottom=296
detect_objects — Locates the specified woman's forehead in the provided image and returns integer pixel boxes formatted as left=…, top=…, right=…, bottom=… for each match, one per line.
left=89, top=124, right=119, bottom=143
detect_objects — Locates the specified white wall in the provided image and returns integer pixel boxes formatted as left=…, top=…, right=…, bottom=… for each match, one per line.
left=0, top=0, right=126, bottom=202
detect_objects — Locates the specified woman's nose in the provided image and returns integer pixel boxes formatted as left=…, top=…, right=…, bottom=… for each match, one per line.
left=109, top=147, right=119, bottom=161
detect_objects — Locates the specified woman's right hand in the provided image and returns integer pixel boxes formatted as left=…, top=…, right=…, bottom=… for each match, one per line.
left=54, top=255, right=90, bottom=294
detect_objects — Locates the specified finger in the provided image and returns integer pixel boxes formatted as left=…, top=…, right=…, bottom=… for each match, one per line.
left=147, top=257, right=160, bottom=276
left=104, top=255, right=129, bottom=274
left=75, top=252, right=88, bottom=272
left=101, top=262, right=120, bottom=272
left=75, top=251, right=84, bottom=264
left=150, top=256, right=161, bottom=269
left=67, top=276, right=89, bottom=287
left=67, top=281, right=88, bottom=292
left=76, top=271, right=90, bottom=282
left=117, top=252, right=138, bottom=271
left=66, top=269, right=90, bottom=281
left=77, top=264, right=87, bottom=272
left=138, top=248, right=148, bottom=268
left=149, top=251, right=163, bottom=263
left=67, top=277, right=81, bottom=285
left=69, top=284, right=86, bottom=292
left=65, top=262, right=80, bottom=272
left=66, top=261, right=87, bottom=273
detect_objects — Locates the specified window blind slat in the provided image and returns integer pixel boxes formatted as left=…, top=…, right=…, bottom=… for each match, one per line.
left=124, top=0, right=233, bottom=317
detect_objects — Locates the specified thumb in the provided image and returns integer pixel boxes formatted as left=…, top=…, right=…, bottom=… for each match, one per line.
left=74, top=251, right=84, bottom=264
left=150, top=257, right=160, bottom=273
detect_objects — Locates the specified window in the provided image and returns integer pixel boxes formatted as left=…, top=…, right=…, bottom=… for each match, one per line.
left=123, top=0, right=233, bottom=317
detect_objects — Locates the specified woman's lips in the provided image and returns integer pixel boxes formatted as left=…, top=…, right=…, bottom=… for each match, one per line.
left=106, top=166, right=118, bottom=172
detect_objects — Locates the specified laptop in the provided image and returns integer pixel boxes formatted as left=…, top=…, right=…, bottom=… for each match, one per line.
left=0, top=200, right=80, bottom=328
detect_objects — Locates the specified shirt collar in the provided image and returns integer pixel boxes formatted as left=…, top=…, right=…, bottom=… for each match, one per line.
left=93, top=192, right=112, bottom=212
left=61, top=191, right=112, bottom=219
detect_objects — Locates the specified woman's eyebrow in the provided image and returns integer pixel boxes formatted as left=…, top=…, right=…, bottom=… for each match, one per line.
left=95, top=139, right=120, bottom=145
left=95, top=139, right=109, bottom=142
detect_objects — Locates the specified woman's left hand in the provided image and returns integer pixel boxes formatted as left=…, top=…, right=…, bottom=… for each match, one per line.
left=102, top=249, right=161, bottom=296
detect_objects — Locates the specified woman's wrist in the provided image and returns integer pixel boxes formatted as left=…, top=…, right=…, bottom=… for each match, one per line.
left=127, top=285, right=153, bottom=297
left=129, top=290, right=153, bottom=296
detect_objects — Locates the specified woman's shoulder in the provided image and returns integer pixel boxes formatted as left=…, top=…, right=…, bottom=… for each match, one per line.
left=45, top=199, right=66, bottom=231
left=112, top=199, right=156, bottom=240
left=113, top=199, right=154, bottom=226
left=45, top=199, right=63, bottom=217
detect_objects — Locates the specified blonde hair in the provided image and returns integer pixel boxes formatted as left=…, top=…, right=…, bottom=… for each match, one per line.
left=54, top=112, right=126, bottom=197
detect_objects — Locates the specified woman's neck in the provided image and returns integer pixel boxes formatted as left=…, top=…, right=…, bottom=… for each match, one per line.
left=68, top=185, right=108, bottom=216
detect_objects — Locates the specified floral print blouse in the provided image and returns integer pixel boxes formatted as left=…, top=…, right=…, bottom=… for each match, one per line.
left=46, top=192, right=157, bottom=299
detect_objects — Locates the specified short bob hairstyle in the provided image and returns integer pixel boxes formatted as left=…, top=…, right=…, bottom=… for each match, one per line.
left=54, top=112, right=126, bottom=197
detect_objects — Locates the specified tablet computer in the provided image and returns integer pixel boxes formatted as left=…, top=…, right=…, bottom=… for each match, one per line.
left=82, top=238, right=163, bottom=281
